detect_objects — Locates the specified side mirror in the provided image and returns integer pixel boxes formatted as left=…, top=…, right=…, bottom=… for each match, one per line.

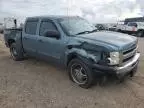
left=44, top=30, right=60, bottom=39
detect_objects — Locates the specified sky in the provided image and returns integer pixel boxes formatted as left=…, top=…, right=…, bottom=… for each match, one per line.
left=0, top=0, right=144, bottom=24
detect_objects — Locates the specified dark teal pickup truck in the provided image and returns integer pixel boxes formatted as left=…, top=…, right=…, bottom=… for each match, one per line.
left=4, top=16, right=140, bottom=88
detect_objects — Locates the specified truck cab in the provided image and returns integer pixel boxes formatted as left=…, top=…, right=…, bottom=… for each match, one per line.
left=4, top=16, right=140, bottom=88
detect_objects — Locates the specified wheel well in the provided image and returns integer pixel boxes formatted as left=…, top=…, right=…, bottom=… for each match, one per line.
left=67, top=54, right=78, bottom=66
left=8, top=39, right=15, bottom=47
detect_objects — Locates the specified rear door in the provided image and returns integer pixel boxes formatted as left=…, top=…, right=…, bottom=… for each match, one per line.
left=22, top=18, right=39, bottom=56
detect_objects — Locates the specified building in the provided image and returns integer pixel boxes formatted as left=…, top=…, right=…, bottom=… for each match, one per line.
left=124, top=17, right=144, bottom=24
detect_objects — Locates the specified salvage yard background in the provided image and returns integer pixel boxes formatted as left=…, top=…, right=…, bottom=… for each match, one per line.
left=0, top=34, right=144, bottom=108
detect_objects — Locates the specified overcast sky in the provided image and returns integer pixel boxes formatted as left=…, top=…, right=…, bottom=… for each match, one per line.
left=0, top=0, right=144, bottom=23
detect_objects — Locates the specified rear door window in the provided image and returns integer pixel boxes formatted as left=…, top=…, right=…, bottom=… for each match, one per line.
left=25, top=19, right=39, bottom=35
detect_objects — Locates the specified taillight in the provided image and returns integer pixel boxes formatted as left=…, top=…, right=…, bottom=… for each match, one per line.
left=132, top=26, right=136, bottom=31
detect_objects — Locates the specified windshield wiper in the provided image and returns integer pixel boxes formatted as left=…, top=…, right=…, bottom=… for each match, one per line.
left=76, top=29, right=97, bottom=35
left=76, top=31, right=91, bottom=35
left=89, top=29, right=97, bottom=33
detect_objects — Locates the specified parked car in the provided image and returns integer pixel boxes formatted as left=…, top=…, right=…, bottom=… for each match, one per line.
left=109, top=25, right=117, bottom=31
left=95, top=24, right=108, bottom=31
left=116, top=22, right=144, bottom=37
left=4, top=16, right=140, bottom=88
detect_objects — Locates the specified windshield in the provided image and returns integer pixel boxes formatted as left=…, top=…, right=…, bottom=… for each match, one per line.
left=59, top=17, right=96, bottom=36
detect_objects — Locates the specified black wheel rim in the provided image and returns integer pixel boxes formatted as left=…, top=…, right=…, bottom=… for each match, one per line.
left=71, top=63, right=88, bottom=85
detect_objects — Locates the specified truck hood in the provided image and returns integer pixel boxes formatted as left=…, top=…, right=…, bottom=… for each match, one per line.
left=74, top=31, right=137, bottom=51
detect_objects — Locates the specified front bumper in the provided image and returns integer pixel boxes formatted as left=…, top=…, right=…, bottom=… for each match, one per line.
left=92, top=53, right=140, bottom=77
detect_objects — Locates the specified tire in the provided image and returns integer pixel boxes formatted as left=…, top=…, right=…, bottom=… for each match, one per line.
left=67, top=58, right=94, bottom=88
left=117, top=29, right=121, bottom=33
left=10, top=43, right=24, bottom=61
left=137, top=30, right=144, bottom=37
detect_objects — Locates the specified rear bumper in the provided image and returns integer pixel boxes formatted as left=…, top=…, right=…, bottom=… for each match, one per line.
left=92, top=53, right=140, bottom=78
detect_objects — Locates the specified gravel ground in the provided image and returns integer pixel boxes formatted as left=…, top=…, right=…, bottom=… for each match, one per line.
left=0, top=34, right=144, bottom=108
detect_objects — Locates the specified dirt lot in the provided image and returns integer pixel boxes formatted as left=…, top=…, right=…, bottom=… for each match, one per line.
left=0, top=34, right=143, bottom=108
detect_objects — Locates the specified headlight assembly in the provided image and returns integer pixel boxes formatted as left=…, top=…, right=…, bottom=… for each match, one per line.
left=86, top=50, right=120, bottom=65
left=107, top=52, right=120, bottom=65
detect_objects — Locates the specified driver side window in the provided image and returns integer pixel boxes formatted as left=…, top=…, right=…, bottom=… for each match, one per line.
left=39, top=20, right=58, bottom=36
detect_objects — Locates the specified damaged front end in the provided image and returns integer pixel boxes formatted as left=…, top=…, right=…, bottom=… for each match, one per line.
left=65, top=41, right=111, bottom=67
left=65, top=38, right=140, bottom=79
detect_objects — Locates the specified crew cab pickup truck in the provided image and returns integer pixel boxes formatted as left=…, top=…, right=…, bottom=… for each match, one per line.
left=116, top=22, right=144, bottom=37
left=4, top=16, right=140, bottom=88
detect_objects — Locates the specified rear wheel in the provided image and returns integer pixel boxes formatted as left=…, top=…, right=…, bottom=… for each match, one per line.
left=10, top=43, right=24, bottom=61
left=68, top=58, right=94, bottom=88
left=137, top=30, right=144, bottom=37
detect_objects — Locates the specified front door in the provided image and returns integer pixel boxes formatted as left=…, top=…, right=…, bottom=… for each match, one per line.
left=37, top=19, right=65, bottom=62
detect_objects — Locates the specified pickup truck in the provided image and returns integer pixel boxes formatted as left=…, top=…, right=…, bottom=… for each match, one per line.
left=116, top=22, right=144, bottom=37
left=4, top=16, right=140, bottom=88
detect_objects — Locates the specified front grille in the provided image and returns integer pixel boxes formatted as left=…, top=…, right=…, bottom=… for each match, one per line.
left=123, top=46, right=136, bottom=55
left=122, top=44, right=137, bottom=64
left=123, top=55, right=135, bottom=63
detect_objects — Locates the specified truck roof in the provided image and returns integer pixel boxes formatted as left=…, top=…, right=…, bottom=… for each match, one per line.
left=27, top=15, right=80, bottom=20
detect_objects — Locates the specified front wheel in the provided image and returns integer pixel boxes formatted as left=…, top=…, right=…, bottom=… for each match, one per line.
left=68, top=58, right=94, bottom=88
left=10, top=43, right=24, bottom=61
